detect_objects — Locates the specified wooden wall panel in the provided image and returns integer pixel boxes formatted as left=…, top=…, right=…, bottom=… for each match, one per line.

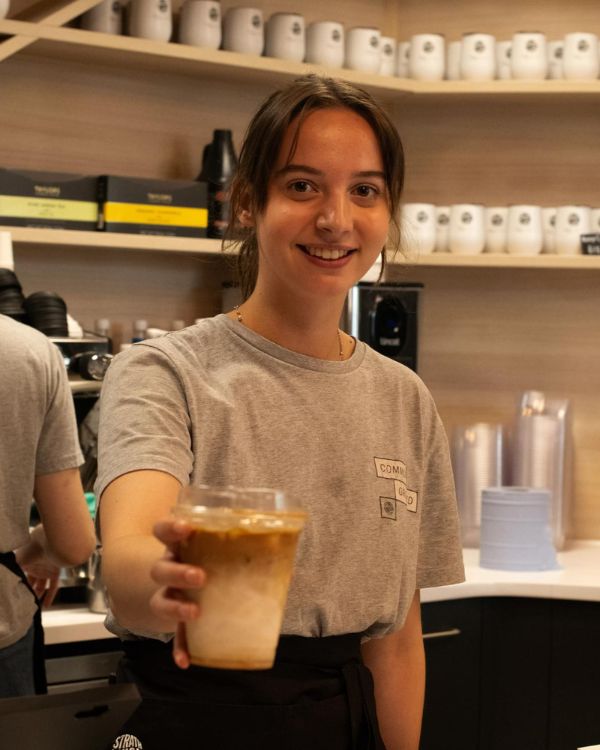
left=13, top=244, right=233, bottom=348
left=388, top=264, right=600, bottom=539
left=393, top=97, right=600, bottom=207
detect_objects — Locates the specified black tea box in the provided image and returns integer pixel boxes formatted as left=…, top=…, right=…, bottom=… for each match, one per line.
left=99, top=176, right=208, bottom=237
left=0, top=168, right=99, bottom=230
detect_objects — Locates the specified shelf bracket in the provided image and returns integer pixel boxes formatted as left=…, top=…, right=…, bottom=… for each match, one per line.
left=0, top=0, right=103, bottom=63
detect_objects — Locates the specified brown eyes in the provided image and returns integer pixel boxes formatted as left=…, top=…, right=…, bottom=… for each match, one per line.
left=287, top=181, right=381, bottom=199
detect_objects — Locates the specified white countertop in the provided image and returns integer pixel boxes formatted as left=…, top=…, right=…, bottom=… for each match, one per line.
left=420, top=540, right=600, bottom=604
left=43, top=541, right=600, bottom=645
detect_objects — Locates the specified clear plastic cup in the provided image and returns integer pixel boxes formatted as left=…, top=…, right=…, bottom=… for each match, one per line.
left=173, top=485, right=306, bottom=670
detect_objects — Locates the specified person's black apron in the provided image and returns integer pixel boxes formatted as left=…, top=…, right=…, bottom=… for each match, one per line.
left=109, top=633, right=387, bottom=750
left=0, top=551, right=47, bottom=694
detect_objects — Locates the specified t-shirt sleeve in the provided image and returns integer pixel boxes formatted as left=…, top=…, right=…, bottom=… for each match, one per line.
left=35, top=343, right=83, bottom=475
left=415, top=390, right=465, bottom=589
left=95, top=343, right=194, bottom=501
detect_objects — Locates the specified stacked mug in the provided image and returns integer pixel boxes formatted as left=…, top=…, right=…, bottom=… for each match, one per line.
left=401, top=203, right=600, bottom=255
left=75, top=3, right=600, bottom=84
left=444, top=30, right=600, bottom=81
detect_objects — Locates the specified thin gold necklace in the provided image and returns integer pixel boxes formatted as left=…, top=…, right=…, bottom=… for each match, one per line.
left=233, top=306, right=345, bottom=361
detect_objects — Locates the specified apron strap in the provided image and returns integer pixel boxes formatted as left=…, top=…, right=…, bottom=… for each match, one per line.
left=341, top=660, right=384, bottom=749
left=0, top=550, right=48, bottom=694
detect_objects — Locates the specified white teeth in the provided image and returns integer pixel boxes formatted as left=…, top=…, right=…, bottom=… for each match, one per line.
left=304, top=246, right=349, bottom=260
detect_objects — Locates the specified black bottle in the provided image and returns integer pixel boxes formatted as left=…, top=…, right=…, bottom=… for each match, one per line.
left=197, top=129, right=238, bottom=239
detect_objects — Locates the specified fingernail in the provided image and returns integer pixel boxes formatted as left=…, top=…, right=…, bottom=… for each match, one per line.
left=174, top=652, right=188, bottom=670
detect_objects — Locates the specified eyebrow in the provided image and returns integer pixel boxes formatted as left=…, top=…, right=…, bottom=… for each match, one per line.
left=275, top=164, right=386, bottom=180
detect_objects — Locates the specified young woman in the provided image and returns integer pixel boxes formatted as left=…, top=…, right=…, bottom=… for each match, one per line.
left=97, top=75, right=464, bottom=750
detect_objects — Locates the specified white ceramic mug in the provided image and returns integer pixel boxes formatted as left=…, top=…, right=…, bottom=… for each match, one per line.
left=507, top=205, right=543, bottom=255
left=81, top=0, right=123, bottom=34
left=511, top=32, right=547, bottom=80
left=446, top=40, right=461, bottom=80
left=222, top=7, right=263, bottom=55
left=265, top=12, right=304, bottom=62
left=496, top=40, right=512, bottom=79
left=591, top=208, right=600, bottom=233
left=449, top=204, right=485, bottom=255
left=409, top=33, right=445, bottom=80
left=345, top=27, right=381, bottom=73
left=379, top=36, right=397, bottom=76
left=485, top=207, right=508, bottom=253
left=178, top=0, right=220, bottom=48
left=401, top=203, right=436, bottom=255
left=396, top=41, right=411, bottom=77
left=541, top=207, right=557, bottom=253
left=128, top=0, right=172, bottom=41
left=305, top=21, right=344, bottom=67
left=435, top=206, right=451, bottom=252
left=547, top=40, right=564, bottom=80
left=460, top=33, right=496, bottom=81
left=555, top=205, right=591, bottom=255
left=563, top=32, right=599, bottom=80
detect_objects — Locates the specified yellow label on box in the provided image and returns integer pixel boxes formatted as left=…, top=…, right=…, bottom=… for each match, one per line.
left=0, top=195, right=98, bottom=221
left=104, top=202, right=208, bottom=228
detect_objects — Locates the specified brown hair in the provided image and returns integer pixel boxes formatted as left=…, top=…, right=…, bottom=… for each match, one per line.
left=224, top=74, right=405, bottom=300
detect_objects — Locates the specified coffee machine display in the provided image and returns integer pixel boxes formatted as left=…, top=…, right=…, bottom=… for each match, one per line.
left=342, top=282, right=422, bottom=371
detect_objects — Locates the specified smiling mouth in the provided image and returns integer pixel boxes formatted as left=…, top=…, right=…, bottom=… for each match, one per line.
left=297, top=244, right=357, bottom=260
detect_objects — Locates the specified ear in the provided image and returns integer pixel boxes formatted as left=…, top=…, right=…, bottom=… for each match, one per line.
left=238, top=208, right=255, bottom=228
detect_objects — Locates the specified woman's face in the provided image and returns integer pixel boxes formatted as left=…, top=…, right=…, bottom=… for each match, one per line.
left=248, top=106, right=391, bottom=305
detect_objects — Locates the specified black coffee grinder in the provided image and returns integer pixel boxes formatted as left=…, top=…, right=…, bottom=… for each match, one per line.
left=342, top=282, right=422, bottom=371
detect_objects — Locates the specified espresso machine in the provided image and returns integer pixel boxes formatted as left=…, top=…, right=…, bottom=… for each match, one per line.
left=342, top=282, right=422, bottom=371
left=46, top=333, right=112, bottom=607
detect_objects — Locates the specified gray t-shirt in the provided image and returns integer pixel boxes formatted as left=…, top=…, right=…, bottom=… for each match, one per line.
left=0, top=315, right=83, bottom=648
left=96, top=314, right=464, bottom=640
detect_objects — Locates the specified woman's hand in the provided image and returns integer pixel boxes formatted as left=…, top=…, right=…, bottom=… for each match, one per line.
left=150, top=518, right=206, bottom=669
left=15, top=526, right=61, bottom=607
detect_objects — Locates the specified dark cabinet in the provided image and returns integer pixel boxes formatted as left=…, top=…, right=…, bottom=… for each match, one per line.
left=420, top=597, right=600, bottom=750
left=419, top=598, right=482, bottom=750
left=479, top=597, right=553, bottom=750
left=547, top=600, right=600, bottom=750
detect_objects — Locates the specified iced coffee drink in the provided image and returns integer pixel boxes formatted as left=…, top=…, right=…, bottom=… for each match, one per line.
left=173, top=486, right=306, bottom=670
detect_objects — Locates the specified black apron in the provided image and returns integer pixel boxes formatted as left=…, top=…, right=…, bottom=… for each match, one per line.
left=109, top=633, right=387, bottom=750
left=0, top=550, right=47, bottom=694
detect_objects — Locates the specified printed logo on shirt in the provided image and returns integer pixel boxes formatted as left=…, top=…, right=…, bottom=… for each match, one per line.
left=394, top=481, right=418, bottom=513
left=112, top=735, right=143, bottom=749
left=374, top=457, right=407, bottom=482
left=380, top=496, right=397, bottom=520
left=374, top=456, right=418, bottom=517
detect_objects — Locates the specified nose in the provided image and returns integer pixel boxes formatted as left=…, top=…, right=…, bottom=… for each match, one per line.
left=315, top=191, right=353, bottom=237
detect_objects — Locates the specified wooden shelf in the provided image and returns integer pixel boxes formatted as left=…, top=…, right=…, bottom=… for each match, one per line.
left=408, top=251, right=600, bottom=269
left=2, top=19, right=600, bottom=98
left=7, top=226, right=599, bottom=268
left=7, top=226, right=224, bottom=255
